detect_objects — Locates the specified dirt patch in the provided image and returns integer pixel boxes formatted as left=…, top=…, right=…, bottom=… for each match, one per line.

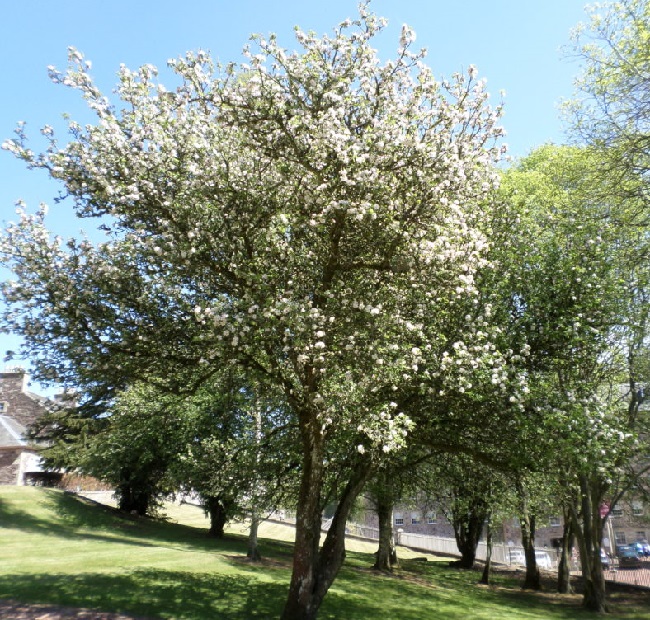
left=0, top=600, right=154, bottom=620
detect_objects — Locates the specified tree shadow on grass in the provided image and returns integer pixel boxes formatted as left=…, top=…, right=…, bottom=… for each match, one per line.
left=0, top=490, right=259, bottom=556
left=0, top=569, right=288, bottom=619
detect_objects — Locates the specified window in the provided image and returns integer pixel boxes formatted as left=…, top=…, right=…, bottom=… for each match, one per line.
left=427, top=511, right=437, bottom=525
left=633, top=501, right=644, bottom=517
left=637, top=531, right=646, bottom=541
left=549, top=516, right=561, bottom=527
left=394, top=513, right=404, bottom=526
left=0, top=402, right=7, bottom=413
left=411, top=512, right=420, bottom=525
left=615, top=531, right=626, bottom=545
left=612, top=504, right=624, bottom=518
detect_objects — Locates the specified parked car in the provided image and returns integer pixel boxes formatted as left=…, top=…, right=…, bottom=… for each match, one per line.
left=617, top=545, right=642, bottom=569
left=600, top=549, right=612, bottom=570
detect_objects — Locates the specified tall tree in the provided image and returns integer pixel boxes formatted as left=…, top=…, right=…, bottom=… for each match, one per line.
left=0, top=9, right=504, bottom=619
left=567, top=0, right=650, bottom=212
left=498, top=145, right=646, bottom=612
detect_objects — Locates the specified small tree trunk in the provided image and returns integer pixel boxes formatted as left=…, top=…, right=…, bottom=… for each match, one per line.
left=570, top=475, right=608, bottom=613
left=557, top=508, right=574, bottom=594
left=248, top=407, right=262, bottom=562
left=247, top=508, right=261, bottom=561
left=520, top=511, right=541, bottom=590
left=374, top=495, right=398, bottom=571
left=480, top=512, right=493, bottom=585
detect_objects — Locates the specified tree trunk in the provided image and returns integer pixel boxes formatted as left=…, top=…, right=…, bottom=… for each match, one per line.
left=451, top=504, right=485, bottom=569
left=281, top=429, right=372, bottom=620
left=280, top=419, right=325, bottom=620
left=570, top=475, right=608, bottom=613
left=557, top=507, right=574, bottom=594
left=480, top=511, right=493, bottom=585
left=205, top=495, right=229, bottom=538
left=247, top=406, right=262, bottom=561
left=116, top=476, right=150, bottom=516
left=247, top=509, right=261, bottom=561
left=281, top=402, right=374, bottom=620
left=374, top=495, right=398, bottom=571
left=520, top=511, right=540, bottom=590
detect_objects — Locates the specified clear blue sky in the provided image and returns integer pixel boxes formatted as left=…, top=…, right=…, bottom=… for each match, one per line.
left=0, top=0, right=589, bottom=388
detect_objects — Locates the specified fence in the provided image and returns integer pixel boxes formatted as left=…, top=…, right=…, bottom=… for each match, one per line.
left=394, top=530, right=650, bottom=588
left=395, top=531, right=560, bottom=569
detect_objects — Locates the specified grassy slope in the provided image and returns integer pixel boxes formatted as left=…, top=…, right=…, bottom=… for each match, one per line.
left=0, top=487, right=648, bottom=619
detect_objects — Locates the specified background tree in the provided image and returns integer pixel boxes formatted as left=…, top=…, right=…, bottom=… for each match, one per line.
left=497, top=144, right=647, bottom=612
left=31, top=384, right=185, bottom=516
left=567, top=0, right=650, bottom=214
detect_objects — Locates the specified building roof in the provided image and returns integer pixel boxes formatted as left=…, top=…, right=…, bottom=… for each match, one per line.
left=0, top=414, right=27, bottom=448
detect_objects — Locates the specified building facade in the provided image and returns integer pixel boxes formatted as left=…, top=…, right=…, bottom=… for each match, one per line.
left=0, top=370, right=53, bottom=485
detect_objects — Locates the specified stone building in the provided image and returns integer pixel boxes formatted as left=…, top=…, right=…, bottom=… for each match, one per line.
left=0, top=370, right=54, bottom=485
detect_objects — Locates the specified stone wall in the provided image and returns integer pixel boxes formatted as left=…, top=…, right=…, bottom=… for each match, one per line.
left=0, top=449, right=21, bottom=485
left=0, top=371, right=49, bottom=428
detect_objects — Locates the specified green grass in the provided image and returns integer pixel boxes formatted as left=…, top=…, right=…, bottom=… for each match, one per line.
left=1, top=487, right=649, bottom=619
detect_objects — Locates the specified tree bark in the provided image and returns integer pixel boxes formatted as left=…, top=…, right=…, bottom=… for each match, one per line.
left=570, top=475, right=608, bottom=613
left=247, top=509, right=261, bottom=561
left=520, top=511, right=541, bottom=590
left=450, top=502, right=486, bottom=569
left=281, top=423, right=325, bottom=620
left=247, top=408, right=262, bottom=561
left=480, top=511, right=493, bottom=585
left=205, top=495, right=229, bottom=538
left=281, top=431, right=372, bottom=620
left=374, top=494, right=398, bottom=571
left=116, top=475, right=151, bottom=516
left=557, top=507, right=574, bottom=594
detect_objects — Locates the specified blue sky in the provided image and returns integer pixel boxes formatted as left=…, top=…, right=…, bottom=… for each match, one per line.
left=0, top=0, right=589, bottom=387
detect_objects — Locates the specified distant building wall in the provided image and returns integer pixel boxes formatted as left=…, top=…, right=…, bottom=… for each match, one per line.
left=0, top=371, right=49, bottom=428
left=0, top=371, right=52, bottom=485
left=0, top=448, right=21, bottom=485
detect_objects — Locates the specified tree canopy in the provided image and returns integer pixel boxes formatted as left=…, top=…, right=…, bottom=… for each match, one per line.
left=1, top=8, right=507, bottom=619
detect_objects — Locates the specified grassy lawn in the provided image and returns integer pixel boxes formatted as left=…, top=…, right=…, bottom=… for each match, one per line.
left=1, top=487, right=649, bottom=619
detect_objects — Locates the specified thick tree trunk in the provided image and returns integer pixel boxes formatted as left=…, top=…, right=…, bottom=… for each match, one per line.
left=374, top=495, right=398, bottom=571
left=281, top=437, right=372, bottom=620
left=281, top=427, right=325, bottom=620
left=480, top=512, right=493, bottom=585
left=247, top=509, right=261, bottom=561
left=570, top=475, right=608, bottom=613
left=520, top=511, right=541, bottom=590
left=557, top=508, right=574, bottom=594
left=116, top=476, right=150, bottom=516
left=451, top=507, right=485, bottom=569
left=205, top=495, right=229, bottom=538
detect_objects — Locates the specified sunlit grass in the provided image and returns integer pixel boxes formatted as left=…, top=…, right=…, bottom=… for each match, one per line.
left=1, top=487, right=648, bottom=619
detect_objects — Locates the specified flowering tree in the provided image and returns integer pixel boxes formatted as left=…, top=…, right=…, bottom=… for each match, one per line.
left=497, top=145, right=649, bottom=612
left=1, top=8, right=505, bottom=618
